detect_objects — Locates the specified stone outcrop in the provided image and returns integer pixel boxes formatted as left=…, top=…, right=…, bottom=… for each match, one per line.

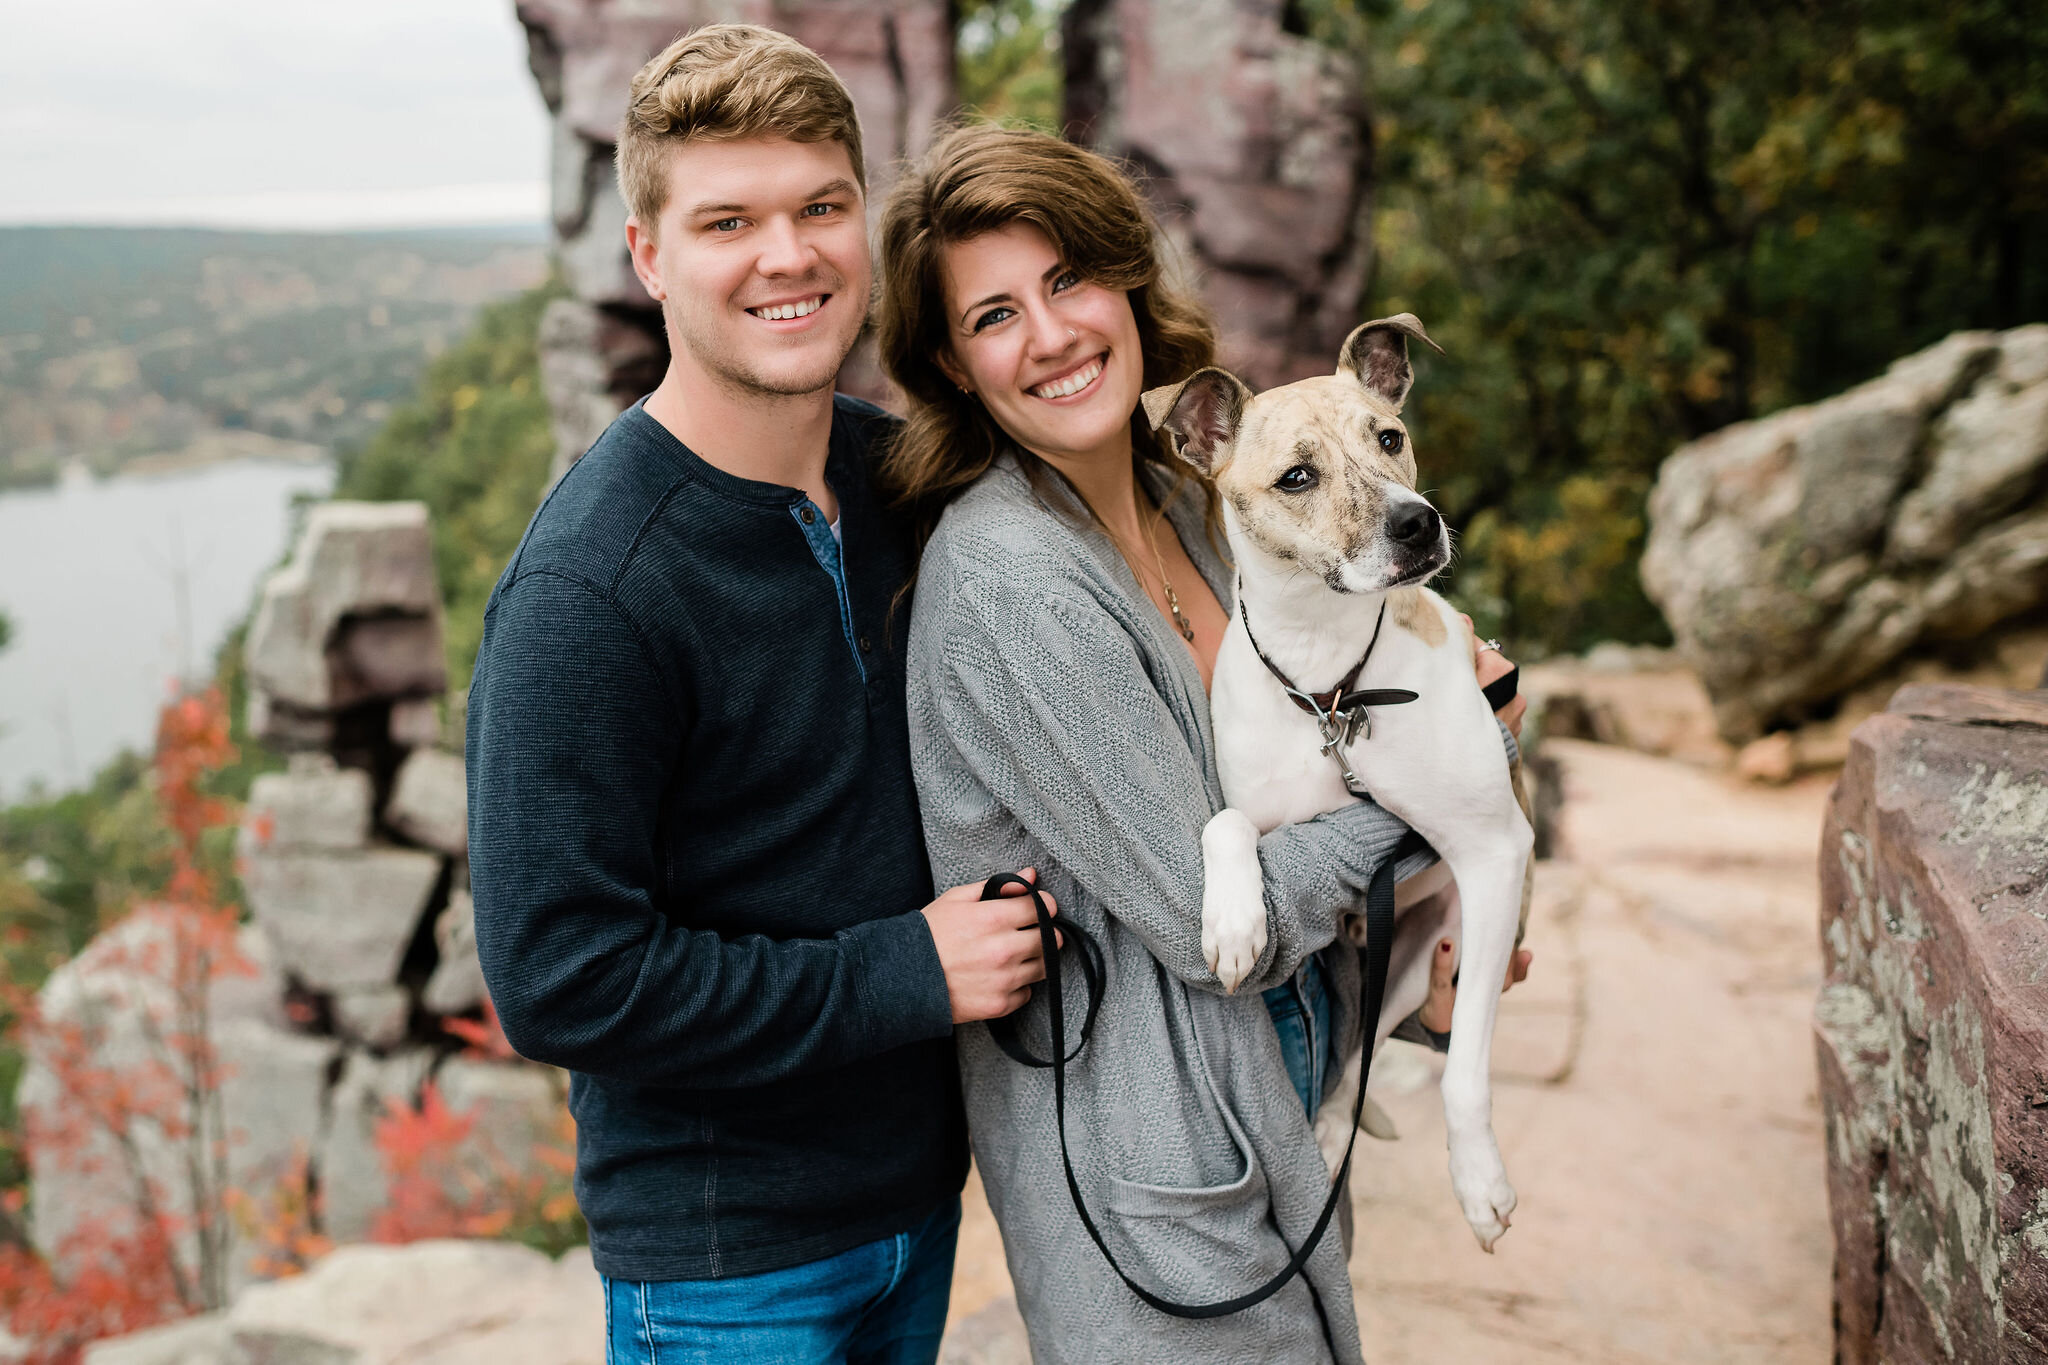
left=518, top=3, right=1379, bottom=469
left=18, top=913, right=283, bottom=1276
left=244, top=503, right=445, bottom=747
left=1643, top=325, right=2048, bottom=743
left=386, top=748, right=468, bottom=856
left=1815, top=683, right=2048, bottom=1362
left=515, top=0, right=957, bottom=477
left=83, top=1240, right=602, bottom=1365
left=1063, top=0, right=1376, bottom=388
left=22, top=503, right=565, bottom=1302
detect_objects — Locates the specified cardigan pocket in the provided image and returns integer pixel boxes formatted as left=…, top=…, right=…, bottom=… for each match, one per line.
left=1100, top=1151, right=1265, bottom=1220
left=1096, top=1153, right=1289, bottom=1305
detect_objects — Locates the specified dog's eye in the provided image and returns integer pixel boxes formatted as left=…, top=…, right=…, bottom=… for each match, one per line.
left=1275, top=465, right=1317, bottom=492
left=1378, top=429, right=1404, bottom=454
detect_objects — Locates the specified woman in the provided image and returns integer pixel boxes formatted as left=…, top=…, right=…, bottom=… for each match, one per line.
left=878, top=124, right=1524, bottom=1364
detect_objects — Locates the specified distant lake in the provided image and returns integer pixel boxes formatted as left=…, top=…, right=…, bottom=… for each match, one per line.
left=0, top=457, right=335, bottom=801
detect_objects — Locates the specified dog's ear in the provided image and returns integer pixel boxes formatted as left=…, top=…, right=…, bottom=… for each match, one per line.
left=1338, top=314, right=1444, bottom=410
left=1143, top=368, right=1255, bottom=475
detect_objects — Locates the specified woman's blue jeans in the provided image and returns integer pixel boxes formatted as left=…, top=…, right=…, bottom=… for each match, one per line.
left=601, top=1197, right=961, bottom=1365
left=1264, top=954, right=1337, bottom=1117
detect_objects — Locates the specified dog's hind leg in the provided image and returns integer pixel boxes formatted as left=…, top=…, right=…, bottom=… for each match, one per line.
left=1435, top=831, right=1531, bottom=1252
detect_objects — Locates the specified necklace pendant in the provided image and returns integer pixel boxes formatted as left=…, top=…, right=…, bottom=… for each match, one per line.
left=1165, top=585, right=1195, bottom=642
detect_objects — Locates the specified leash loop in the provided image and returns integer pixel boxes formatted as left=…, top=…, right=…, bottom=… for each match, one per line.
left=978, top=840, right=1414, bottom=1334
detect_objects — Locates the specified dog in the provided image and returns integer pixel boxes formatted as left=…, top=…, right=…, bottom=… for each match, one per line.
left=1143, top=314, right=1532, bottom=1252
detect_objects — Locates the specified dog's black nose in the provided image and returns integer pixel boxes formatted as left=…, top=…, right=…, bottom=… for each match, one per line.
left=1387, top=501, right=1441, bottom=547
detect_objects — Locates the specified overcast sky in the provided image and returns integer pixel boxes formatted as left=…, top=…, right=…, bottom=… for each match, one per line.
left=0, top=0, right=551, bottom=229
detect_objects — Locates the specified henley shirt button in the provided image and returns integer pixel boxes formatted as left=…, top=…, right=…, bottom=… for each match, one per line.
left=858, top=635, right=872, bottom=653
left=799, top=505, right=817, bottom=525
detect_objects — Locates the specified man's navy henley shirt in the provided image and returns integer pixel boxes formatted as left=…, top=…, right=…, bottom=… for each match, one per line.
left=465, top=395, right=966, bottom=1281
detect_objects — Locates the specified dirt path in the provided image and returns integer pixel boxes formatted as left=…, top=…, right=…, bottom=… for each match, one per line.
left=941, top=739, right=1838, bottom=1363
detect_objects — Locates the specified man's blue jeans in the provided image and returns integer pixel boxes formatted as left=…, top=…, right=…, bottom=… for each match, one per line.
left=601, top=1198, right=962, bottom=1365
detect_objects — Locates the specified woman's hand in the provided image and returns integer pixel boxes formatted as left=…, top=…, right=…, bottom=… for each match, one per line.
left=1416, top=937, right=1533, bottom=1034
left=1457, top=613, right=1526, bottom=740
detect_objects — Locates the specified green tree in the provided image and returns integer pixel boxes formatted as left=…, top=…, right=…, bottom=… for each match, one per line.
left=1349, top=0, right=2048, bottom=651
left=958, top=0, right=1063, bottom=128
left=0, top=610, right=11, bottom=654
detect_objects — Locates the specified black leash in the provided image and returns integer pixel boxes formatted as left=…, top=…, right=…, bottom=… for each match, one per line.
left=980, top=840, right=1412, bottom=1343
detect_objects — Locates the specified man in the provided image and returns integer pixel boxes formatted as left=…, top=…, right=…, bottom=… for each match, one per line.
left=465, top=25, right=1052, bottom=1364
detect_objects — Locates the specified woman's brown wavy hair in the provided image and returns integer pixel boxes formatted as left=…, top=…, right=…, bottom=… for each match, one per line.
left=875, top=123, right=1222, bottom=547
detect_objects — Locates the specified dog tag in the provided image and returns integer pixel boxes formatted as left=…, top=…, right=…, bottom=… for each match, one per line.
left=1341, top=706, right=1367, bottom=747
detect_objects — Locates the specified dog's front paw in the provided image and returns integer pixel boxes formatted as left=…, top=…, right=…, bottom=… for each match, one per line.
left=1449, top=1135, right=1518, bottom=1252
left=1200, top=809, right=1267, bottom=994
left=1203, top=895, right=1266, bottom=994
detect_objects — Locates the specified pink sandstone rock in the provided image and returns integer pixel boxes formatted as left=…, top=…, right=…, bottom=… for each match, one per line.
left=1063, top=0, right=1376, bottom=388
left=1816, top=682, right=2048, bottom=1363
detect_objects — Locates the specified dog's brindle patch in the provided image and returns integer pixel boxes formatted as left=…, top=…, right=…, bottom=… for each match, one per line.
left=1390, top=587, right=1448, bottom=648
left=1148, top=315, right=1444, bottom=597
left=1212, top=375, right=1421, bottom=591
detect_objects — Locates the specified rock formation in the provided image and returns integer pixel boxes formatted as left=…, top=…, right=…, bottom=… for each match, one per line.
left=83, top=1240, right=601, bottom=1365
left=517, top=2, right=1382, bottom=473
left=514, top=0, right=958, bottom=477
left=1815, top=683, right=2048, bottom=1362
left=1643, top=325, right=2048, bottom=743
left=21, top=502, right=562, bottom=1298
left=1063, top=0, right=1376, bottom=388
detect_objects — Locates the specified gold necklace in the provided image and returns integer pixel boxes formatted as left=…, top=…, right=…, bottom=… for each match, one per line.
left=1137, top=508, right=1196, bottom=643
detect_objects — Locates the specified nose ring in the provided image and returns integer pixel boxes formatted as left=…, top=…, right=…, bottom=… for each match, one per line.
left=1067, top=327, right=1077, bottom=343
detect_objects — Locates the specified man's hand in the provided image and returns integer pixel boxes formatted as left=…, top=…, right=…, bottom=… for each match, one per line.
left=1457, top=613, right=1527, bottom=740
left=923, top=869, right=1060, bottom=1024
left=1416, top=937, right=1533, bottom=1034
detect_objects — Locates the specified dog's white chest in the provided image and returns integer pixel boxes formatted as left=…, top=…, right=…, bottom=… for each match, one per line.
left=1210, top=626, right=1367, bottom=832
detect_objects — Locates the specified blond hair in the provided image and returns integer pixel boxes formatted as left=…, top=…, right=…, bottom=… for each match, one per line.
left=875, top=123, right=1221, bottom=544
left=616, top=24, right=866, bottom=230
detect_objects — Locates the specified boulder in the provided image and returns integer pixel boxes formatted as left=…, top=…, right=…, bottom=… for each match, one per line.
left=244, top=502, right=444, bottom=733
left=18, top=908, right=284, bottom=1275
left=240, top=847, right=442, bottom=992
left=83, top=1313, right=243, bottom=1365
left=331, top=987, right=412, bottom=1051
left=225, top=1240, right=602, bottom=1365
left=241, top=755, right=373, bottom=852
left=1522, top=647, right=1729, bottom=768
left=385, top=749, right=468, bottom=856
left=316, top=1049, right=436, bottom=1244
left=1643, top=325, right=2048, bottom=742
left=1815, top=682, right=2048, bottom=1363
left=421, top=893, right=486, bottom=1017
left=387, top=696, right=442, bottom=750
left=216, top=1019, right=341, bottom=1199
left=437, top=1058, right=565, bottom=1165
left=1063, top=0, right=1375, bottom=388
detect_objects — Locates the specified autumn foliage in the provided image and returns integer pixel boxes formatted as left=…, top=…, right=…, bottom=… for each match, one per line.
left=0, top=689, right=252, bottom=1363
left=0, top=689, right=582, bottom=1364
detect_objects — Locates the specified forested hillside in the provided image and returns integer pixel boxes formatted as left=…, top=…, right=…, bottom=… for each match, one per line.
left=0, top=227, right=545, bottom=489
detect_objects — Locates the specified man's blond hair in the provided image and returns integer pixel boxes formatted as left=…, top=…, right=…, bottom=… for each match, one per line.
left=616, top=24, right=867, bottom=232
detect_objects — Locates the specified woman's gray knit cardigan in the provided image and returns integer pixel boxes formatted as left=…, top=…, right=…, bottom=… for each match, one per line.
left=906, top=455, right=1433, bottom=1365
